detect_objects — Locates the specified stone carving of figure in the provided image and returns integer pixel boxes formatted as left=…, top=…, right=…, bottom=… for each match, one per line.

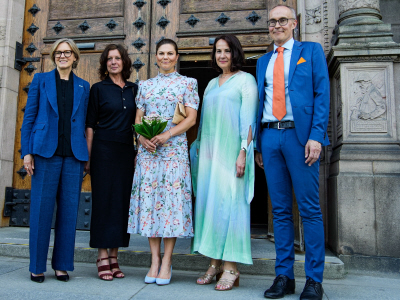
left=350, top=73, right=386, bottom=120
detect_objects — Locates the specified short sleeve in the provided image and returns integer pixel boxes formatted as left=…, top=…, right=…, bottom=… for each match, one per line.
left=135, top=80, right=146, bottom=112
left=183, top=77, right=200, bottom=111
left=86, top=84, right=99, bottom=129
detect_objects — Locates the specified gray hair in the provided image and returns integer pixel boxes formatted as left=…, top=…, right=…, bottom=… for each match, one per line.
left=270, top=5, right=297, bottom=19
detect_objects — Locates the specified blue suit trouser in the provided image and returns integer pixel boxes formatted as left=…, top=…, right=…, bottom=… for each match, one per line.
left=29, top=155, right=84, bottom=274
left=260, top=128, right=325, bottom=282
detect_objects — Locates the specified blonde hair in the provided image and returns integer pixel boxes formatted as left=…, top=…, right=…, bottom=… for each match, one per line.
left=50, top=38, right=80, bottom=69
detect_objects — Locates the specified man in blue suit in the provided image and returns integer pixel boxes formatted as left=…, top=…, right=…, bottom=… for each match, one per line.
left=255, top=5, right=330, bottom=300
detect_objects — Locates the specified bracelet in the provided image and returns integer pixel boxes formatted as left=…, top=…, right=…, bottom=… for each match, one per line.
left=241, top=147, right=247, bottom=153
left=136, top=133, right=141, bottom=140
left=168, top=129, right=172, bottom=138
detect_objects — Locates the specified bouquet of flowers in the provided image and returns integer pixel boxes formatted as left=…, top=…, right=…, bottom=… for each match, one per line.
left=134, top=113, right=168, bottom=140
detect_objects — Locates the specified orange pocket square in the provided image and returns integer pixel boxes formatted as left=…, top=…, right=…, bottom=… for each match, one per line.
left=297, top=57, right=306, bottom=65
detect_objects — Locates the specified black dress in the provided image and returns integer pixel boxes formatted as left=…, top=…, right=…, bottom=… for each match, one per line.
left=86, top=76, right=137, bottom=248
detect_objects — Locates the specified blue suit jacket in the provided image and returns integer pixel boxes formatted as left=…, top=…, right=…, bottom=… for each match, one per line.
left=21, top=69, right=90, bottom=161
left=256, top=40, right=330, bottom=151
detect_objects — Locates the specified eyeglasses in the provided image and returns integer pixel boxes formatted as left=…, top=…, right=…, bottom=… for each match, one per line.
left=267, top=18, right=296, bottom=27
left=54, top=50, right=73, bottom=58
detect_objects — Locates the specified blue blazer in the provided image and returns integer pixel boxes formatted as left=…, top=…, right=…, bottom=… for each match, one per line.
left=256, top=40, right=330, bottom=151
left=21, top=69, right=90, bottom=161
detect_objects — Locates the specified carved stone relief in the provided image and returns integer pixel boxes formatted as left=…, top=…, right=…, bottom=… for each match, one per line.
left=340, top=63, right=396, bottom=142
left=305, top=6, right=321, bottom=25
left=338, top=0, right=379, bottom=15
left=349, top=70, right=388, bottom=133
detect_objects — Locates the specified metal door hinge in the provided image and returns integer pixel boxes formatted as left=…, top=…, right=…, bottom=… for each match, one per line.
left=14, top=42, right=40, bottom=71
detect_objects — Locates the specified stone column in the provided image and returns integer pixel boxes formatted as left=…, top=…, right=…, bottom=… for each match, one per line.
left=0, top=0, right=25, bottom=226
left=327, top=0, right=400, bottom=271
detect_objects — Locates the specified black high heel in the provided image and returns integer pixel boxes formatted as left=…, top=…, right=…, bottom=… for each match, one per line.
left=30, top=273, right=45, bottom=283
left=54, top=271, right=69, bottom=282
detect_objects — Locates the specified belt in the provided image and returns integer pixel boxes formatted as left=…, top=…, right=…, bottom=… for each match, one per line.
left=262, top=121, right=295, bottom=130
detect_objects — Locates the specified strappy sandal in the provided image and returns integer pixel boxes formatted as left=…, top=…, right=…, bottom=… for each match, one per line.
left=96, top=257, right=113, bottom=281
left=197, top=264, right=223, bottom=285
left=109, top=256, right=124, bottom=278
left=215, top=269, right=240, bottom=291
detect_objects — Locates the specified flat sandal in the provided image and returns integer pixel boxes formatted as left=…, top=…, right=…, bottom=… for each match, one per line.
left=215, top=269, right=240, bottom=291
left=197, top=264, right=223, bottom=285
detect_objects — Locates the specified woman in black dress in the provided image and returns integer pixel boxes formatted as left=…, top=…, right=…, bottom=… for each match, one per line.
left=85, top=44, right=137, bottom=281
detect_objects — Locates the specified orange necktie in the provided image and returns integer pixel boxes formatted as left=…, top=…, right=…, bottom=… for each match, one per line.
left=272, top=47, right=286, bottom=121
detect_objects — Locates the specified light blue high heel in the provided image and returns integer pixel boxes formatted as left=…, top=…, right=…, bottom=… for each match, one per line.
left=144, top=274, right=157, bottom=284
left=156, top=266, right=172, bottom=285
left=145, top=266, right=161, bottom=284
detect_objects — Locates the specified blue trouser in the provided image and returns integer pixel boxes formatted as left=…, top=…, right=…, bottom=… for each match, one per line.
left=260, top=127, right=325, bottom=282
left=29, top=155, right=84, bottom=274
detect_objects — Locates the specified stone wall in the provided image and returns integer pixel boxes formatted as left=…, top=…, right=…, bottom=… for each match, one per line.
left=380, top=0, right=400, bottom=43
left=0, top=0, right=25, bottom=226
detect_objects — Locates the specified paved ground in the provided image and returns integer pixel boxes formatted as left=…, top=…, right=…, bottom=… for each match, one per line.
left=0, top=227, right=399, bottom=299
left=1, top=256, right=400, bottom=300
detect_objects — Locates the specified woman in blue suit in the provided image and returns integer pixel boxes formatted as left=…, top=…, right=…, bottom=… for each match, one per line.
left=21, top=38, right=90, bottom=283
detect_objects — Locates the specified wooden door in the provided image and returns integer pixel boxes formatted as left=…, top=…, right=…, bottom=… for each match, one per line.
left=13, top=0, right=152, bottom=191
left=13, top=0, right=303, bottom=249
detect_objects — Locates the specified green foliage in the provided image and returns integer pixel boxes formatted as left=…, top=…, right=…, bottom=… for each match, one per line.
left=133, top=119, right=168, bottom=139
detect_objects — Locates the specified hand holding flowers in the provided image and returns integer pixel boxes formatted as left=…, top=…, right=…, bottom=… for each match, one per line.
left=134, top=114, right=169, bottom=153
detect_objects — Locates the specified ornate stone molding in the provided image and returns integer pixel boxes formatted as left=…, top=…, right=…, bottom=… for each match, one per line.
left=338, top=0, right=379, bottom=15
left=323, top=0, right=329, bottom=54
left=305, top=6, right=321, bottom=25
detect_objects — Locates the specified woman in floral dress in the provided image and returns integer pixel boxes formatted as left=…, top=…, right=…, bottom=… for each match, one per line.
left=128, top=39, right=199, bottom=285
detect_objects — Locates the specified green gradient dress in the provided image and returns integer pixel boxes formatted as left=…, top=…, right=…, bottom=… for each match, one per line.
left=190, top=71, right=258, bottom=264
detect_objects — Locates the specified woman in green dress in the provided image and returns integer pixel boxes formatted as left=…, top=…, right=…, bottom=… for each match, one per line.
left=190, top=35, right=258, bottom=291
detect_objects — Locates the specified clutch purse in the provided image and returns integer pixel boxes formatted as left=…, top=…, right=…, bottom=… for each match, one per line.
left=172, top=102, right=187, bottom=124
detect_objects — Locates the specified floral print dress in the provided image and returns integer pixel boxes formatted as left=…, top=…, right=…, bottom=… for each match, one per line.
left=127, top=72, right=199, bottom=238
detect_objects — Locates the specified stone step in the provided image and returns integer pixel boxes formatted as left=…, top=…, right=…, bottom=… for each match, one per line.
left=0, top=227, right=345, bottom=279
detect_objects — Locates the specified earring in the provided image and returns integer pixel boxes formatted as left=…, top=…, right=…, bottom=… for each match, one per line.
left=105, top=70, right=108, bottom=75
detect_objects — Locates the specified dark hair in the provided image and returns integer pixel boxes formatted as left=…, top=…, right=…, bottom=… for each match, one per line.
left=211, top=35, right=245, bottom=73
left=99, top=44, right=132, bottom=81
left=156, top=38, right=179, bottom=55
